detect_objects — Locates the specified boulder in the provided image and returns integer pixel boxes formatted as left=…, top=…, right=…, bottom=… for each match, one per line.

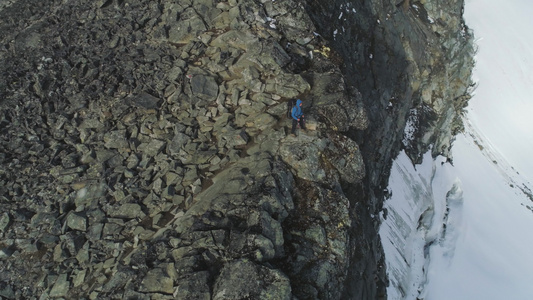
left=49, top=273, right=70, bottom=298
left=221, top=129, right=249, bottom=148
left=168, top=9, right=207, bottom=45
left=265, top=73, right=310, bottom=98
left=279, top=136, right=327, bottom=182
left=139, top=267, right=175, bottom=294
left=108, top=203, right=146, bottom=219
left=137, top=139, right=166, bottom=157
left=104, top=130, right=129, bottom=149
left=168, top=133, right=190, bottom=156
left=66, top=213, right=87, bottom=231
left=190, top=75, right=219, bottom=101
left=126, top=93, right=161, bottom=110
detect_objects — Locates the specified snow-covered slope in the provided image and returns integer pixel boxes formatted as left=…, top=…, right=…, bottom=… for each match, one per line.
left=424, top=133, right=533, bottom=299
left=379, top=150, right=455, bottom=299
left=380, top=0, right=533, bottom=299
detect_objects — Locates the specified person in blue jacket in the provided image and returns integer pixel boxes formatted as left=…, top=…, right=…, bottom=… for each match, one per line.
left=291, top=99, right=306, bottom=136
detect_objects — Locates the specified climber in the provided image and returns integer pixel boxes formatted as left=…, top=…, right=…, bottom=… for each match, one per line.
left=290, top=99, right=306, bottom=136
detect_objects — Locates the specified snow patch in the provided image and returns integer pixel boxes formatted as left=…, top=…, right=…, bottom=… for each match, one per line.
left=380, top=151, right=455, bottom=299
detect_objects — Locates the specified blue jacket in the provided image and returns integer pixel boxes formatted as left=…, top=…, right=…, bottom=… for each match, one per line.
left=291, top=99, right=303, bottom=120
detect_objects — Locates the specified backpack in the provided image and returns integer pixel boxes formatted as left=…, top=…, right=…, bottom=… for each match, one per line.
left=286, top=99, right=296, bottom=118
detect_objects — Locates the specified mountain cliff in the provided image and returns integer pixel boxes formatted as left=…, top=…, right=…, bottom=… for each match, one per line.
left=0, top=0, right=473, bottom=299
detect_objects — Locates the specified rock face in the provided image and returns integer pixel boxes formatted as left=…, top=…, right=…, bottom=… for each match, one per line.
left=0, top=0, right=472, bottom=299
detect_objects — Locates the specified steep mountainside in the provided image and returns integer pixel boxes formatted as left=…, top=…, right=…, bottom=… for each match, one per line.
left=302, top=2, right=474, bottom=296
left=0, top=0, right=472, bottom=299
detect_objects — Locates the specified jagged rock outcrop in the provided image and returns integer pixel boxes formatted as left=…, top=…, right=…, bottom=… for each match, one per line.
left=0, top=0, right=473, bottom=299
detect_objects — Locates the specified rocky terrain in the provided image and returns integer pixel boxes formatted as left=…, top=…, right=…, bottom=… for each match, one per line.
left=0, top=0, right=473, bottom=299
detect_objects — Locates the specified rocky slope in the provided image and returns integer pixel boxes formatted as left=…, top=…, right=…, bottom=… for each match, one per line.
left=0, top=0, right=473, bottom=299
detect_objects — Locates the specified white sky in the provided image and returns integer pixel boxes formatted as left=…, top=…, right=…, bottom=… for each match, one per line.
left=464, top=0, right=533, bottom=184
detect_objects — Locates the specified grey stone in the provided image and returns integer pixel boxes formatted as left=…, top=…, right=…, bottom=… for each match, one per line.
left=79, top=118, right=104, bottom=130
left=182, top=167, right=198, bottom=185
left=268, top=41, right=291, bottom=68
left=127, top=93, right=161, bottom=109
left=265, top=73, right=310, bottom=98
left=248, top=113, right=277, bottom=131
left=221, top=130, right=248, bottom=148
left=66, top=213, right=87, bottom=231
left=102, top=270, right=132, bottom=293
left=305, top=115, right=319, bottom=131
left=260, top=211, right=284, bottom=254
left=305, top=225, right=327, bottom=245
left=275, top=7, right=316, bottom=44
left=103, top=223, right=123, bottom=237
left=123, top=289, right=151, bottom=300
left=138, top=139, right=166, bottom=157
left=191, top=75, right=219, bottom=101
left=251, top=234, right=275, bottom=262
left=213, top=113, right=232, bottom=131
left=75, top=183, right=107, bottom=208
left=169, top=9, right=207, bottom=44
left=165, top=171, right=182, bottom=185
left=72, top=270, right=86, bottom=288
left=139, top=268, right=174, bottom=294
left=0, top=212, right=10, bottom=232
left=53, top=244, right=67, bottom=262
left=109, top=203, right=146, bottom=219
left=87, top=223, right=103, bottom=241
left=168, top=133, right=190, bottom=155
left=49, top=273, right=69, bottom=298
left=168, top=66, right=183, bottom=82
left=76, top=242, right=89, bottom=264
left=212, top=11, right=231, bottom=29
